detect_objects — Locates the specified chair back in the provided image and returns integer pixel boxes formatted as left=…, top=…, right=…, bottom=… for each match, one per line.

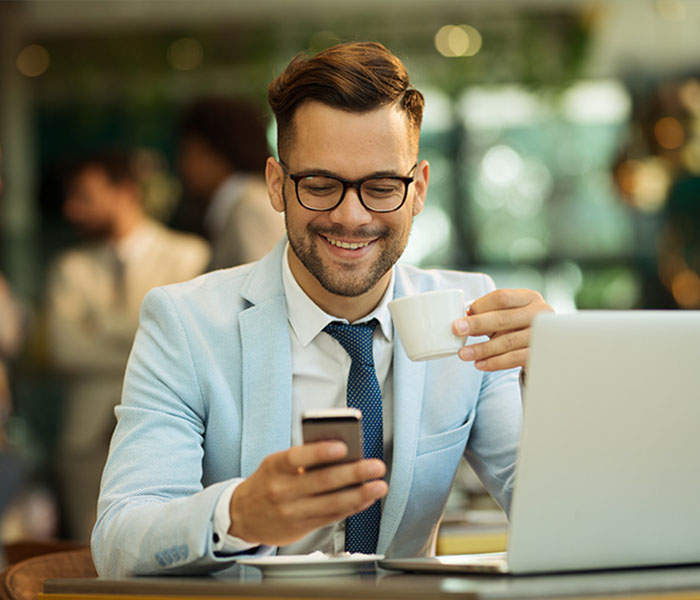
left=0, top=548, right=96, bottom=600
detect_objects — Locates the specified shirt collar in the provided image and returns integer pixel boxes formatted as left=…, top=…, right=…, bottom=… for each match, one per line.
left=281, top=243, right=394, bottom=347
left=113, top=219, right=157, bottom=262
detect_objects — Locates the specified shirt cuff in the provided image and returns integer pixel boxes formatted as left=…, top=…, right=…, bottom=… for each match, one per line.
left=212, top=479, right=262, bottom=555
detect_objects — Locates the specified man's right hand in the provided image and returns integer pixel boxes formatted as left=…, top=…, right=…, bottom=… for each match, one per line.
left=228, top=441, right=388, bottom=546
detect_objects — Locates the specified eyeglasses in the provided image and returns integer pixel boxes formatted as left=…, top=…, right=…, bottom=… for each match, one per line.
left=280, top=162, right=417, bottom=213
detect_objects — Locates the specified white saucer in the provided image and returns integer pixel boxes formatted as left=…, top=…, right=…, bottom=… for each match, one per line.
left=239, top=554, right=384, bottom=578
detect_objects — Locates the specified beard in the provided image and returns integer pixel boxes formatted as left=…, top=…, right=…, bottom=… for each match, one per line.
left=283, top=192, right=410, bottom=297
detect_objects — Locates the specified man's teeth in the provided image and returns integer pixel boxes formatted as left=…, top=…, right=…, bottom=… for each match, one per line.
left=325, top=237, right=371, bottom=250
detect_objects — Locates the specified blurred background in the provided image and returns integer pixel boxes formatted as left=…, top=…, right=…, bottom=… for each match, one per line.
left=2, top=0, right=700, bottom=549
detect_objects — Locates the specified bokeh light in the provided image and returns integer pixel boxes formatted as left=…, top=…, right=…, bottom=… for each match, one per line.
left=616, top=157, right=671, bottom=212
left=671, top=270, right=700, bottom=308
left=481, top=145, right=522, bottom=188
left=678, top=78, right=700, bottom=115
left=16, top=44, right=50, bottom=77
left=435, top=25, right=482, bottom=58
left=654, top=116, right=685, bottom=150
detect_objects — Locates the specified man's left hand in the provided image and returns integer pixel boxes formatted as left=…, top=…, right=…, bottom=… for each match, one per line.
left=452, top=289, right=553, bottom=372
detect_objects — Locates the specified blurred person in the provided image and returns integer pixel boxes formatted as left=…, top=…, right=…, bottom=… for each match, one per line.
left=177, top=97, right=285, bottom=270
left=0, top=147, right=26, bottom=453
left=46, top=151, right=210, bottom=542
left=0, top=152, right=33, bottom=549
left=0, top=273, right=24, bottom=443
left=92, top=42, right=551, bottom=577
left=0, top=273, right=26, bottom=533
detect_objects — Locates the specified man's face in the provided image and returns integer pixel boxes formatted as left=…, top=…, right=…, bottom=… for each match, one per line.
left=269, top=101, right=428, bottom=300
left=63, top=167, right=120, bottom=238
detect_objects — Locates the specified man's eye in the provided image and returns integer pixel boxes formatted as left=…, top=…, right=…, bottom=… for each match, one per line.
left=304, top=184, right=336, bottom=195
left=365, top=182, right=401, bottom=196
left=301, top=178, right=339, bottom=195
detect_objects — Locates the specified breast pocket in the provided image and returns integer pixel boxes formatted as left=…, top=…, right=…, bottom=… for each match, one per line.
left=416, top=412, right=474, bottom=457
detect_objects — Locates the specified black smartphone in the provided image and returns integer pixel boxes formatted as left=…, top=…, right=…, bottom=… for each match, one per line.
left=301, top=407, right=363, bottom=465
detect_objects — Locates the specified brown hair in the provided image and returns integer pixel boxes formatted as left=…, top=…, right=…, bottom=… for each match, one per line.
left=267, top=42, right=424, bottom=159
left=67, top=150, right=138, bottom=187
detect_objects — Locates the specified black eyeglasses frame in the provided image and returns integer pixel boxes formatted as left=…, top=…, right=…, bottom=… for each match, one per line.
left=280, top=162, right=418, bottom=213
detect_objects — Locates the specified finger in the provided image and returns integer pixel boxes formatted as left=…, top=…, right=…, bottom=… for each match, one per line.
left=291, top=479, right=389, bottom=522
left=469, top=289, right=539, bottom=315
left=280, top=441, right=348, bottom=473
left=465, top=304, right=540, bottom=338
left=304, top=459, right=386, bottom=496
left=458, top=329, right=530, bottom=363
left=474, top=348, right=529, bottom=372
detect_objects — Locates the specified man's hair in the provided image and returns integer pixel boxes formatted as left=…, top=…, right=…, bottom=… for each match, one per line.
left=179, top=97, right=270, bottom=175
left=67, top=150, right=138, bottom=187
left=268, top=41, right=425, bottom=159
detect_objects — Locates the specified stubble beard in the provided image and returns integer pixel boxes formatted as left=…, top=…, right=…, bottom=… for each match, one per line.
left=283, top=193, right=410, bottom=298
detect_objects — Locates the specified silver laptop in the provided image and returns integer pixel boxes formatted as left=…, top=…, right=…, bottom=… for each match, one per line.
left=381, top=311, right=700, bottom=575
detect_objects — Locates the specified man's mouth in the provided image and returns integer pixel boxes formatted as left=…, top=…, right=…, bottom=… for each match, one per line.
left=322, top=235, right=373, bottom=250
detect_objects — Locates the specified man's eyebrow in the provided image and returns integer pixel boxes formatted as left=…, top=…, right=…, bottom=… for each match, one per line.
left=292, top=167, right=407, bottom=178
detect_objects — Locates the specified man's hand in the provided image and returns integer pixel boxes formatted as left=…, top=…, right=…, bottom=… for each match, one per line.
left=229, top=441, right=388, bottom=547
left=452, top=288, right=553, bottom=372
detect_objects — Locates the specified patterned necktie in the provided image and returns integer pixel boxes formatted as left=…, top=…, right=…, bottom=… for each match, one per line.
left=323, top=319, right=383, bottom=554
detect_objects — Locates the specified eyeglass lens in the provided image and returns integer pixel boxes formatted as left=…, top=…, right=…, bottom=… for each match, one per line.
left=297, top=176, right=407, bottom=211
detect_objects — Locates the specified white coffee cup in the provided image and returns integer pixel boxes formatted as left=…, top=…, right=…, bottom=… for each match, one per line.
left=388, top=289, right=471, bottom=361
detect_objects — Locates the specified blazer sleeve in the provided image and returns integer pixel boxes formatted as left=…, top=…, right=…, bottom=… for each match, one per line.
left=462, top=275, right=523, bottom=514
left=91, top=286, right=245, bottom=577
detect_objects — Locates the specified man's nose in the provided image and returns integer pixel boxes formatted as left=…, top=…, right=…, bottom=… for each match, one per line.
left=327, top=186, right=373, bottom=227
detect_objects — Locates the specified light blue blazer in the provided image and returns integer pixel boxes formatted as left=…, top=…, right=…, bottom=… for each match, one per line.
left=92, top=239, right=522, bottom=577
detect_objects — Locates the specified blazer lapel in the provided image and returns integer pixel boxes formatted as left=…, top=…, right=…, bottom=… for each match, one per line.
left=237, top=240, right=294, bottom=478
left=377, top=267, right=426, bottom=553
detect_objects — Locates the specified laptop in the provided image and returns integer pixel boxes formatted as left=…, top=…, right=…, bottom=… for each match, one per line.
left=381, top=311, right=700, bottom=575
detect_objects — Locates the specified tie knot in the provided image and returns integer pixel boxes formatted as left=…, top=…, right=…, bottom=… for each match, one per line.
left=323, top=319, right=378, bottom=366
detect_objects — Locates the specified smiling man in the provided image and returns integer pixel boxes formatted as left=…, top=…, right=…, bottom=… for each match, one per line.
left=92, top=42, right=551, bottom=577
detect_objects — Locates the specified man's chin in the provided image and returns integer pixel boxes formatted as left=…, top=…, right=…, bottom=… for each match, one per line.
left=315, top=264, right=388, bottom=298
left=317, top=279, right=376, bottom=298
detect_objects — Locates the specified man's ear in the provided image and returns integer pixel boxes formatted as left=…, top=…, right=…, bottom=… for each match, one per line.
left=411, top=159, right=429, bottom=217
left=266, top=157, right=285, bottom=213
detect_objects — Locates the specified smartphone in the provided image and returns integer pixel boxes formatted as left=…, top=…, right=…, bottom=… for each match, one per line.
left=301, top=407, right=363, bottom=465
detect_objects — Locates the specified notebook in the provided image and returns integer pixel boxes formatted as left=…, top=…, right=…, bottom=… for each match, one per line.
left=381, top=311, right=700, bottom=575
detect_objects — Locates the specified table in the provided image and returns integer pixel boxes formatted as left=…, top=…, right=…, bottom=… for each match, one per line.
left=41, top=563, right=700, bottom=600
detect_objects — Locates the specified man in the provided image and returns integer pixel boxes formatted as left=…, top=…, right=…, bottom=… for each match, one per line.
left=46, top=151, right=210, bottom=542
left=92, top=43, right=551, bottom=576
left=177, top=97, right=286, bottom=270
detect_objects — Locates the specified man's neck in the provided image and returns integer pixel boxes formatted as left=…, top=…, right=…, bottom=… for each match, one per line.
left=110, top=209, right=146, bottom=242
left=287, top=246, right=391, bottom=323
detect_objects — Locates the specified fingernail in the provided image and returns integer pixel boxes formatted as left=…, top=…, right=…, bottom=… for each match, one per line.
left=365, top=461, right=385, bottom=478
left=454, top=319, right=469, bottom=336
left=327, top=442, right=347, bottom=458
left=460, top=346, right=475, bottom=361
left=475, top=360, right=486, bottom=370
left=368, top=480, right=388, bottom=497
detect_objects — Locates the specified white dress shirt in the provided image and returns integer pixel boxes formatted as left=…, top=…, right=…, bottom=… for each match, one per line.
left=212, top=244, right=395, bottom=555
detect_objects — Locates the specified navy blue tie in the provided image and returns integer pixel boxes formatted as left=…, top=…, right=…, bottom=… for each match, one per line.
left=323, top=319, right=383, bottom=554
